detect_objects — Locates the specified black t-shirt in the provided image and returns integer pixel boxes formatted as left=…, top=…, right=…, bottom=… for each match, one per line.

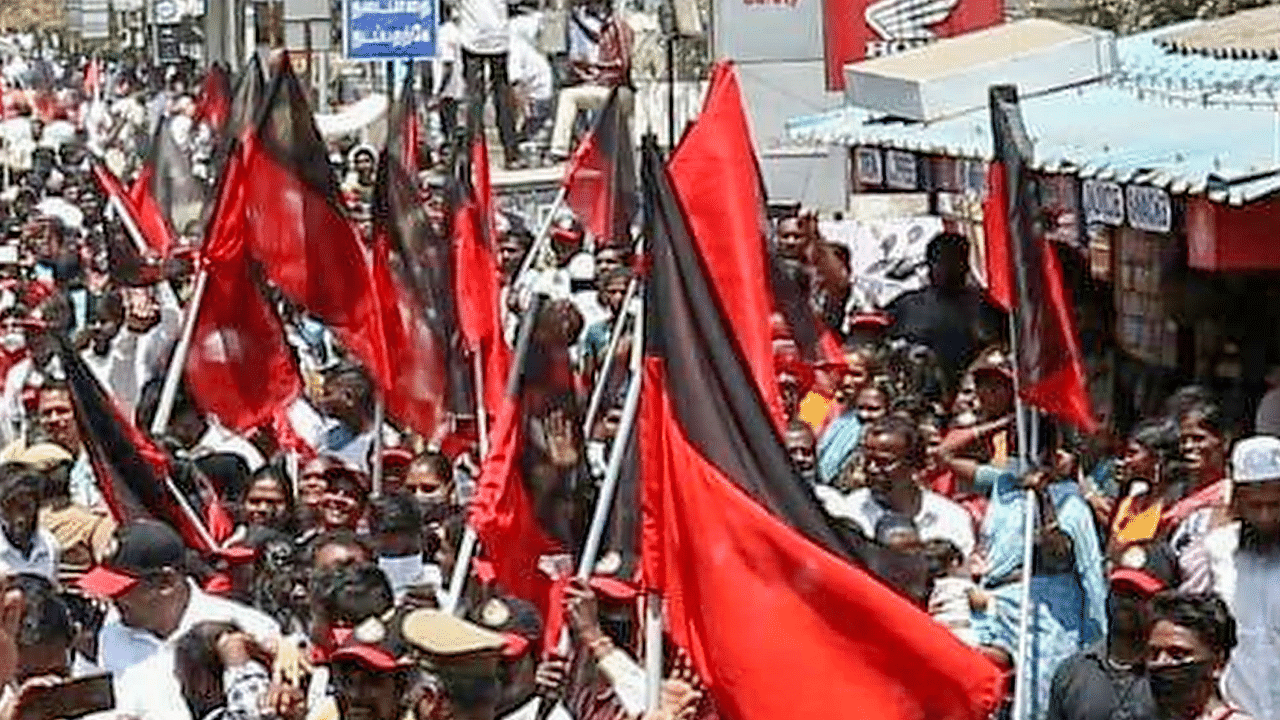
left=1047, top=645, right=1156, bottom=720
left=884, top=285, right=1003, bottom=387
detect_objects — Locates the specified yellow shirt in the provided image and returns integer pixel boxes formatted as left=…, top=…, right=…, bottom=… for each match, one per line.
left=1112, top=496, right=1163, bottom=544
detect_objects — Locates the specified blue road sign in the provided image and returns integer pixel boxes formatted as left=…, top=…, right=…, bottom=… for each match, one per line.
left=344, top=0, right=438, bottom=60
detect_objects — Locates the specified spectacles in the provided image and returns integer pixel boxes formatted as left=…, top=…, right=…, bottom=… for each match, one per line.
left=863, top=456, right=903, bottom=474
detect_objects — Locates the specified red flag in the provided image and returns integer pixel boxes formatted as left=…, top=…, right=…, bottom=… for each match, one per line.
left=467, top=300, right=559, bottom=609
left=454, top=138, right=511, bottom=422
left=990, top=85, right=1096, bottom=431
left=58, top=338, right=217, bottom=552
left=185, top=149, right=303, bottom=433
left=91, top=159, right=175, bottom=258
left=368, top=237, right=445, bottom=438
left=668, top=62, right=785, bottom=426
left=372, top=74, right=464, bottom=433
left=562, top=88, right=636, bottom=242
left=640, top=141, right=1004, bottom=720
left=982, top=162, right=1014, bottom=312
left=195, top=63, right=232, bottom=133
left=239, top=59, right=391, bottom=390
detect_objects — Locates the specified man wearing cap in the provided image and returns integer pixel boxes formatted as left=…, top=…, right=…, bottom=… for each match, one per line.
left=327, top=615, right=417, bottom=720
left=1190, top=436, right=1280, bottom=720
left=403, top=608, right=507, bottom=720
left=0, top=462, right=58, bottom=582
left=80, top=519, right=279, bottom=677
left=1046, top=542, right=1180, bottom=720
left=30, top=442, right=114, bottom=583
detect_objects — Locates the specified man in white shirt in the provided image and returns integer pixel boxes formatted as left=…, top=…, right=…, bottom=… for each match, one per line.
left=0, top=466, right=59, bottom=581
left=508, top=10, right=554, bottom=144
left=1193, top=436, right=1280, bottom=720
left=78, top=519, right=280, bottom=677
left=818, top=414, right=975, bottom=556
left=457, top=0, right=524, bottom=168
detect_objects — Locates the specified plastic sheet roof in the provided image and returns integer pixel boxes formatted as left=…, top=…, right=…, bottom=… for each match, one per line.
left=786, top=22, right=1280, bottom=204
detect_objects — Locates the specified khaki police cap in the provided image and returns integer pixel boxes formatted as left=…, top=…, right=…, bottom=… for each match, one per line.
left=400, top=609, right=505, bottom=675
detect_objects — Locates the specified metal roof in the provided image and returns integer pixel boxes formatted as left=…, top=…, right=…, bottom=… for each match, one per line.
left=786, top=21, right=1280, bottom=204
left=1156, top=6, right=1280, bottom=60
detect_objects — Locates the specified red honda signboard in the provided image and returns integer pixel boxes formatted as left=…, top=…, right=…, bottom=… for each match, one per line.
left=823, top=0, right=1005, bottom=90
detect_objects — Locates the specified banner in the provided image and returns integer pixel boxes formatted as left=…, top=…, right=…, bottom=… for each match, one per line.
left=822, top=0, right=1004, bottom=90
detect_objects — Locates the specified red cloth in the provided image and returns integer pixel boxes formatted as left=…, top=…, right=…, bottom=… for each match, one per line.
left=369, top=235, right=446, bottom=438
left=91, top=160, right=175, bottom=257
left=467, top=394, right=558, bottom=610
left=991, top=89, right=1097, bottom=432
left=640, top=361, right=1004, bottom=720
left=453, top=159, right=510, bottom=422
left=982, top=162, right=1013, bottom=312
left=185, top=152, right=302, bottom=434
left=563, top=88, right=635, bottom=242
left=1163, top=478, right=1228, bottom=532
left=195, top=64, right=232, bottom=133
left=668, top=63, right=784, bottom=429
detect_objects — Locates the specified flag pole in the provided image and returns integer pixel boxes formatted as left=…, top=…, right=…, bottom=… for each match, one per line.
left=513, top=185, right=568, bottom=283
left=576, top=273, right=643, bottom=579
left=445, top=295, right=545, bottom=615
left=644, top=590, right=663, bottom=710
left=149, top=268, right=209, bottom=437
left=581, top=275, right=639, bottom=439
left=370, top=395, right=385, bottom=496
left=440, top=353, right=488, bottom=615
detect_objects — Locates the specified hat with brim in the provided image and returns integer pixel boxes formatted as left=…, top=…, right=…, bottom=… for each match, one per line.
left=77, top=565, right=141, bottom=598
left=77, top=519, right=186, bottom=599
left=1108, top=568, right=1165, bottom=597
left=330, top=617, right=407, bottom=671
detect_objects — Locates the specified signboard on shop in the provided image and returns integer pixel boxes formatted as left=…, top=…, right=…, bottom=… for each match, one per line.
left=1125, top=185, right=1172, bottom=234
left=344, top=0, right=438, bottom=60
left=821, top=0, right=1004, bottom=90
left=1081, top=179, right=1124, bottom=226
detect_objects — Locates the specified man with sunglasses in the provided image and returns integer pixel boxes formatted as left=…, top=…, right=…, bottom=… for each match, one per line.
left=820, top=414, right=975, bottom=558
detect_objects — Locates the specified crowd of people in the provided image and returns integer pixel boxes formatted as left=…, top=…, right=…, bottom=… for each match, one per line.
left=0, top=19, right=1273, bottom=720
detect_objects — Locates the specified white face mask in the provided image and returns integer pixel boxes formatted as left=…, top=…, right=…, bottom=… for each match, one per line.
left=0, top=331, right=23, bottom=353
left=378, top=554, right=433, bottom=594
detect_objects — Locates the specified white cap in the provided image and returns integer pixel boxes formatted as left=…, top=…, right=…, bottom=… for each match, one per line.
left=1230, top=436, right=1280, bottom=484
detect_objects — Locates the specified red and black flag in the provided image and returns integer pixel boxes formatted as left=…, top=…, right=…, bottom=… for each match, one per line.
left=57, top=337, right=220, bottom=552
left=563, top=87, right=637, bottom=243
left=91, top=157, right=177, bottom=261
left=374, top=71, right=468, bottom=428
left=195, top=63, right=232, bottom=135
left=184, top=143, right=303, bottom=434
left=989, top=85, right=1096, bottom=431
left=453, top=137, right=510, bottom=423
left=239, top=57, right=391, bottom=396
left=467, top=296, right=561, bottom=609
left=134, top=115, right=208, bottom=242
left=639, top=140, right=1005, bottom=720
left=667, top=62, right=784, bottom=426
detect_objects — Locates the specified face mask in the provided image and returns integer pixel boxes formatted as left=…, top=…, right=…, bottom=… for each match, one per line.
left=1148, top=660, right=1214, bottom=719
left=0, top=331, right=24, bottom=353
left=378, top=553, right=427, bottom=593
